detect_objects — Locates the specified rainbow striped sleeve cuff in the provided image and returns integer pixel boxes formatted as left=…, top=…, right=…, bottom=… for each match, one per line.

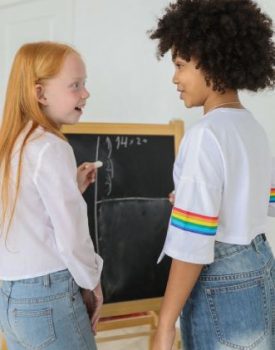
left=170, top=207, right=218, bottom=236
left=270, top=188, right=275, bottom=203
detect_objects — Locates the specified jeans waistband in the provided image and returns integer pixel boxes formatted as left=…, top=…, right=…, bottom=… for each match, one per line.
left=0, top=269, right=70, bottom=288
left=214, top=234, right=266, bottom=260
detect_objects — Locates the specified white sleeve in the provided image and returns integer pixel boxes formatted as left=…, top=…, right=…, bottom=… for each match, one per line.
left=158, top=127, right=223, bottom=264
left=34, top=140, right=103, bottom=290
left=268, top=157, right=275, bottom=217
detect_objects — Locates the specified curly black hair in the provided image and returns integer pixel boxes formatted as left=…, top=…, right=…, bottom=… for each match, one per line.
left=150, top=0, right=275, bottom=92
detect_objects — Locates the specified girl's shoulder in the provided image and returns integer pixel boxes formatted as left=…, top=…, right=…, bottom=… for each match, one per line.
left=30, top=127, right=69, bottom=148
left=186, top=108, right=257, bottom=139
left=24, top=127, right=72, bottom=162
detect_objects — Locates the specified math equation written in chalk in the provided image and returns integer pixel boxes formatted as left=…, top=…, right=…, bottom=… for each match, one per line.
left=114, top=136, right=148, bottom=150
left=103, top=136, right=148, bottom=196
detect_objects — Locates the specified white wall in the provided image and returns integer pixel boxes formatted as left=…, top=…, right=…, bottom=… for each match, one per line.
left=74, top=1, right=274, bottom=126
left=0, top=0, right=274, bottom=248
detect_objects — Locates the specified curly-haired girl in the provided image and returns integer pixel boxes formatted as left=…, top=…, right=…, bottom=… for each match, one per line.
left=150, top=0, right=275, bottom=349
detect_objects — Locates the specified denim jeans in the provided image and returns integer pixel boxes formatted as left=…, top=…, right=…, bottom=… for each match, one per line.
left=0, top=269, right=97, bottom=350
left=180, top=234, right=275, bottom=350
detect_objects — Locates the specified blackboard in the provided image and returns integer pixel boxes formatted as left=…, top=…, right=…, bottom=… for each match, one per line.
left=63, top=121, right=184, bottom=305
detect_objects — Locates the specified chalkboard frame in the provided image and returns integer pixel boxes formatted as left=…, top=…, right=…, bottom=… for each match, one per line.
left=62, top=119, right=184, bottom=317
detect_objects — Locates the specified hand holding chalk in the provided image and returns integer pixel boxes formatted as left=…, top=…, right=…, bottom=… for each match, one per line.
left=78, top=161, right=103, bottom=193
left=84, top=161, right=103, bottom=169
left=94, top=160, right=103, bottom=168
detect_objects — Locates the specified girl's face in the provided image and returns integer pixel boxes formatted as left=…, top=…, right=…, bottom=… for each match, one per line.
left=172, top=55, right=214, bottom=109
left=36, top=53, right=90, bottom=127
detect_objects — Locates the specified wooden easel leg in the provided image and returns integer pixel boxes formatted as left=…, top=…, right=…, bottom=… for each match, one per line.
left=148, top=329, right=154, bottom=350
left=174, top=328, right=182, bottom=349
left=1, top=336, right=8, bottom=350
left=148, top=311, right=158, bottom=350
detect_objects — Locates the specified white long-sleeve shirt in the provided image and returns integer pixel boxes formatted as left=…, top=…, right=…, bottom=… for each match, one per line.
left=0, top=122, right=103, bottom=290
left=159, top=108, right=275, bottom=264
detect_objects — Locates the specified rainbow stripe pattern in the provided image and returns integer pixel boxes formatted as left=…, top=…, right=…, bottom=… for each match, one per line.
left=171, top=207, right=218, bottom=236
left=270, top=188, right=275, bottom=203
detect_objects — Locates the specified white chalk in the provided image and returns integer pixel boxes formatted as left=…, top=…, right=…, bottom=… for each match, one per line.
left=94, top=160, right=103, bottom=168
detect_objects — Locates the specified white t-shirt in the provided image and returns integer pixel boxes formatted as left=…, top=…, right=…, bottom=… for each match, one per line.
left=0, top=122, right=103, bottom=290
left=159, top=108, right=275, bottom=264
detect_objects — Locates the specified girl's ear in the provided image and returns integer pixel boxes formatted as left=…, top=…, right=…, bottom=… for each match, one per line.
left=35, top=84, right=48, bottom=106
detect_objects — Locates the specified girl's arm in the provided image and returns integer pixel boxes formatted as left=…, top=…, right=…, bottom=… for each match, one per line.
left=81, top=282, right=104, bottom=334
left=152, top=259, right=203, bottom=350
left=34, top=141, right=103, bottom=291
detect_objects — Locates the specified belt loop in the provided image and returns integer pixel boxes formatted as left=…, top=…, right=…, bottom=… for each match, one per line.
left=252, top=237, right=260, bottom=253
left=43, top=274, right=50, bottom=287
left=261, top=233, right=266, bottom=241
left=252, top=234, right=265, bottom=253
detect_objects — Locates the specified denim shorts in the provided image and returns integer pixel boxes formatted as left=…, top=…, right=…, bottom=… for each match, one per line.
left=180, top=234, right=275, bottom=350
left=0, top=269, right=97, bottom=350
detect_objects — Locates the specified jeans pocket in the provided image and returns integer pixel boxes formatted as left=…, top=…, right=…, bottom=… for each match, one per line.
left=13, top=307, right=56, bottom=349
left=205, top=277, right=269, bottom=349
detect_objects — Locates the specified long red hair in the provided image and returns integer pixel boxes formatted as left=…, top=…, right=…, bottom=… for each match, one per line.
left=0, top=41, right=79, bottom=237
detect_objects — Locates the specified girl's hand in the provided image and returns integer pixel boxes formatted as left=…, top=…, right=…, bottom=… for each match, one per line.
left=77, top=162, right=98, bottom=193
left=152, top=326, right=176, bottom=350
left=81, top=283, right=104, bottom=335
left=168, top=191, right=175, bottom=205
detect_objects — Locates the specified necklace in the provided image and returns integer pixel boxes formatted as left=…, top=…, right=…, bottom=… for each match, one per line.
left=206, top=101, right=242, bottom=114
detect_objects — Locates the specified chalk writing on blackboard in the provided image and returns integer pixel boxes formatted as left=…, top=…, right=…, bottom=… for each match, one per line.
left=104, top=137, right=113, bottom=196
left=66, top=132, right=175, bottom=302
left=115, top=136, right=148, bottom=149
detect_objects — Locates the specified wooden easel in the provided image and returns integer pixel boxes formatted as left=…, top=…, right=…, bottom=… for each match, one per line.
left=62, top=119, right=184, bottom=155
left=63, top=119, right=184, bottom=349
left=96, top=298, right=161, bottom=348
